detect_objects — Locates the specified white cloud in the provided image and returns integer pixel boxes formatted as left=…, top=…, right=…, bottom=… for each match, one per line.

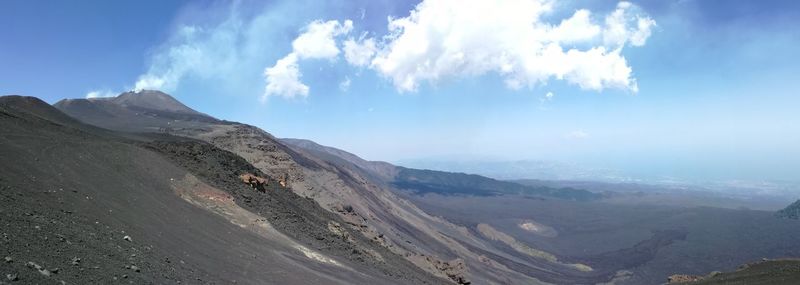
left=262, top=20, right=353, bottom=100
left=603, top=2, right=656, bottom=47
left=567, top=130, right=590, bottom=140
left=538, top=91, right=554, bottom=109
left=339, top=76, right=351, bottom=92
left=292, top=20, right=353, bottom=60
left=363, top=0, right=653, bottom=93
left=129, top=0, right=655, bottom=102
left=261, top=0, right=654, bottom=98
left=631, top=17, right=657, bottom=47
left=550, top=9, right=601, bottom=44
left=85, top=90, right=117, bottom=99
left=262, top=53, right=308, bottom=100
left=343, top=36, right=377, bottom=67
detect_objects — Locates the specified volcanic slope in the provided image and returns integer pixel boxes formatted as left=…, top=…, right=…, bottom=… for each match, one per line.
left=0, top=95, right=446, bottom=284
left=60, top=90, right=609, bottom=284
left=55, top=91, right=700, bottom=284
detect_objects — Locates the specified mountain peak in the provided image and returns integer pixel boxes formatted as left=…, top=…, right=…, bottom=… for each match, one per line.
left=112, top=90, right=200, bottom=115
left=54, top=90, right=218, bottom=133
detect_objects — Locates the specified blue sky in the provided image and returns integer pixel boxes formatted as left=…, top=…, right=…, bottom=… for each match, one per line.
left=2, top=0, right=799, bottom=182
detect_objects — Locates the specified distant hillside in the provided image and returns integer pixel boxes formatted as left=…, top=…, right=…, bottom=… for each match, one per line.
left=668, top=258, right=800, bottom=285
left=393, top=167, right=602, bottom=201
left=281, top=138, right=601, bottom=201
left=777, top=200, right=800, bottom=219
left=281, top=138, right=398, bottom=181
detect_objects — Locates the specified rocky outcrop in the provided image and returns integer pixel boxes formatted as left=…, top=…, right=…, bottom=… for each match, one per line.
left=668, top=274, right=703, bottom=283
left=430, top=258, right=470, bottom=285
left=239, top=173, right=269, bottom=191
